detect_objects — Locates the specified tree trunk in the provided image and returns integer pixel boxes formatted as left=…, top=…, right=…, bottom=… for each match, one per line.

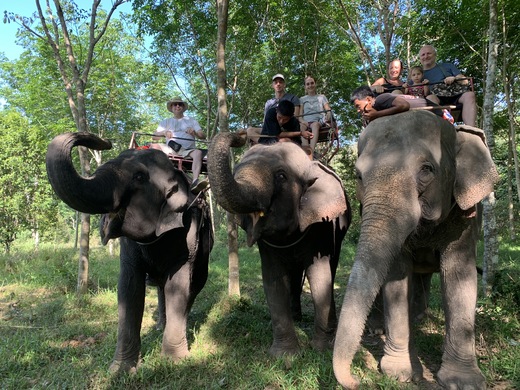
left=77, top=212, right=90, bottom=295
left=501, top=8, right=519, bottom=240
left=481, top=0, right=499, bottom=296
left=227, top=212, right=240, bottom=296
left=216, top=0, right=238, bottom=296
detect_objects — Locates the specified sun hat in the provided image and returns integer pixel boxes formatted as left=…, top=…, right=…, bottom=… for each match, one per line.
left=167, top=97, right=188, bottom=112
left=272, top=74, right=285, bottom=82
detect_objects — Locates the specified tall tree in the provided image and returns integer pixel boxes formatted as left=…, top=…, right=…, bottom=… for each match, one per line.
left=4, top=0, right=129, bottom=294
left=481, top=0, right=499, bottom=295
left=215, top=0, right=239, bottom=296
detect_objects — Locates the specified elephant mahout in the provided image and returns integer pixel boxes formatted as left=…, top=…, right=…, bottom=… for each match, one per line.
left=46, top=132, right=213, bottom=373
left=332, top=111, right=499, bottom=389
left=207, top=133, right=351, bottom=356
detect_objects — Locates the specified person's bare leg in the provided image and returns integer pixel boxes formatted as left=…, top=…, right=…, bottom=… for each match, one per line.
left=426, top=94, right=440, bottom=105
left=246, top=127, right=262, bottom=144
left=310, top=122, right=320, bottom=152
left=188, top=149, right=203, bottom=182
left=459, top=92, right=477, bottom=126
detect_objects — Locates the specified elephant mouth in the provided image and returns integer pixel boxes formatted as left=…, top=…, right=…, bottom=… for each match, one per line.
left=100, top=209, right=125, bottom=245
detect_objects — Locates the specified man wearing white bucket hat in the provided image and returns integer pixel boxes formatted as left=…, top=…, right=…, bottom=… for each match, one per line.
left=153, top=97, right=208, bottom=194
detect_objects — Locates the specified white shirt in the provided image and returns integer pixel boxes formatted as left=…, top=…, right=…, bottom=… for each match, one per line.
left=156, top=116, right=201, bottom=149
left=300, top=94, right=328, bottom=123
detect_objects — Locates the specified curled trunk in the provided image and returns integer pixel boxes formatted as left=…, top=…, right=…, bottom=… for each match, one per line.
left=207, top=133, right=272, bottom=214
left=46, top=132, right=115, bottom=214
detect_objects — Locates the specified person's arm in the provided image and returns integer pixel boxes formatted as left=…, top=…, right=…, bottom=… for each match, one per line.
left=370, top=77, right=386, bottom=94
left=363, top=97, right=409, bottom=122
left=323, top=101, right=332, bottom=122
left=279, top=117, right=311, bottom=140
left=294, top=104, right=307, bottom=131
left=152, top=124, right=167, bottom=140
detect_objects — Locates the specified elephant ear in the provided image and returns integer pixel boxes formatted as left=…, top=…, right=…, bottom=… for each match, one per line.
left=454, top=125, right=500, bottom=210
left=299, top=162, right=348, bottom=231
left=156, top=173, right=191, bottom=236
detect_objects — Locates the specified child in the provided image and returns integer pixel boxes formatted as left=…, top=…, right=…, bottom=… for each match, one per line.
left=404, top=66, right=430, bottom=98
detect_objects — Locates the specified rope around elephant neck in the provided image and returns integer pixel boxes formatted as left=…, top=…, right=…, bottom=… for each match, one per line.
left=261, top=226, right=311, bottom=249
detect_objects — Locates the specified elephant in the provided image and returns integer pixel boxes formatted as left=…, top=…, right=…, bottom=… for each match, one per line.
left=332, top=111, right=499, bottom=389
left=207, top=133, right=351, bottom=356
left=46, top=132, right=213, bottom=373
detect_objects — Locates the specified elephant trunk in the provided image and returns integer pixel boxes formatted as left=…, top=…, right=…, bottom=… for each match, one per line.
left=333, top=193, right=419, bottom=388
left=46, top=132, right=116, bottom=214
left=207, top=133, right=273, bottom=214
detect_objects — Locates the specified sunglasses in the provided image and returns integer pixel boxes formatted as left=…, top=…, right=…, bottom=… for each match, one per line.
left=172, top=102, right=184, bottom=107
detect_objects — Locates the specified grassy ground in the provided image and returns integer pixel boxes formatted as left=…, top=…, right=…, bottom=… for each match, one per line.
left=1, top=237, right=519, bottom=389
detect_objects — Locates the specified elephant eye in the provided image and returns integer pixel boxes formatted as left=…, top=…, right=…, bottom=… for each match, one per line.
left=133, top=171, right=148, bottom=183
left=417, top=163, right=435, bottom=189
left=275, top=171, right=287, bottom=182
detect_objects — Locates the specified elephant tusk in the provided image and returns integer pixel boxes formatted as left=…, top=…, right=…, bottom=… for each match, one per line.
left=250, top=211, right=265, bottom=229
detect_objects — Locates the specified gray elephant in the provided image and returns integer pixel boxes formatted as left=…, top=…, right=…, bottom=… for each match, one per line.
left=207, top=133, right=351, bottom=356
left=332, top=111, right=499, bottom=389
left=46, top=132, right=213, bottom=373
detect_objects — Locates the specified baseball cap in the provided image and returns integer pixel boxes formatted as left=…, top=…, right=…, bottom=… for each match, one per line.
left=272, top=74, right=285, bottom=82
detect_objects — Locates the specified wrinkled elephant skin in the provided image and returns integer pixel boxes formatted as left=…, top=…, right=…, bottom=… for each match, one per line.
left=46, top=132, right=213, bottom=373
left=207, top=133, right=351, bottom=356
left=333, top=111, right=498, bottom=389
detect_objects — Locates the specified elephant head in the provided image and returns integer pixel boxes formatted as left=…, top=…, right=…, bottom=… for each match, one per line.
left=46, top=132, right=192, bottom=243
left=207, top=132, right=348, bottom=245
left=332, top=111, right=498, bottom=389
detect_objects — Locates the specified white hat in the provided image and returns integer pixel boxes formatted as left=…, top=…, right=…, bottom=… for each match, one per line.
left=272, top=74, right=285, bottom=82
left=167, top=97, right=188, bottom=112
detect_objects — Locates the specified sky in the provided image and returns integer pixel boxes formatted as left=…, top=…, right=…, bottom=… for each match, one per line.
left=1, top=1, right=133, bottom=60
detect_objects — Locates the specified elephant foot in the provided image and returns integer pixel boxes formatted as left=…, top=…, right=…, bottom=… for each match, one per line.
left=437, top=363, right=486, bottom=390
left=109, top=357, right=141, bottom=374
left=268, top=341, right=301, bottom=357
left=162, top=338, right=190, bottom=361
left=380, top=353, right=424, bottom=383
left=310, top=330, right=335, bottom=352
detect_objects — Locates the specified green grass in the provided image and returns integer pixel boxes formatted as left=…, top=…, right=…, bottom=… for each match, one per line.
left=1, top=238, right=519, bottom=389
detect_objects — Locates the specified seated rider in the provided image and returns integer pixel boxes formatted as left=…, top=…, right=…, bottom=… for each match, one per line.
left=258, top=99, right=312, bottom=145
left=419, top=44, right=476, bottom=126
left=153, top=97, right=208, bottom=194
left=300, top=75, right=333, bottom=158
left=403, top=65, right=430, bottom=98
left=371, top=59, right=405, bottom=95
left=247, top=74, right=304, bottom=144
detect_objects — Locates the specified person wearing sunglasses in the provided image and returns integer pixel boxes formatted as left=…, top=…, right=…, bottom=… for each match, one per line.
left=153, top=97, right=208, bottom=194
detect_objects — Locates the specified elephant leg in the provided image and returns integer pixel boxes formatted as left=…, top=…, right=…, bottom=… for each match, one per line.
left=380, top=256, right=424, bottom=382
left=161, top=260, right=193, bottom=361
left=306, top=253, right=337, bottom=351
left=260, top=251, right=300, bottom=356
left=288, top=268, right=304, bottom=322
left=366, top=290, right=385, bottom=335
left=436, top=228, right=486, bottom=389
left=156, top=286, right=166, bottom=330
left=411, top=272, right=432, bottom=322
left=110, top=242, right=146, bottom=373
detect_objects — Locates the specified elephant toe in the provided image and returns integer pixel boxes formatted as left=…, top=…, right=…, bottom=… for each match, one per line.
left=380, top=353, right=424, bottom=383
left=109, top=358, right=140, bottom=374
left=268, top=342, right=300, bottom=357
left=437, top=365, right=486, bottom=390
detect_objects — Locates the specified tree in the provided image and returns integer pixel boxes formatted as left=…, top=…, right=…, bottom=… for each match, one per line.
left=0, top=110, right=58, bottom=253
left=481, top=0, right=499, bottom=295
left=4, top=0, right=130, bottom=294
